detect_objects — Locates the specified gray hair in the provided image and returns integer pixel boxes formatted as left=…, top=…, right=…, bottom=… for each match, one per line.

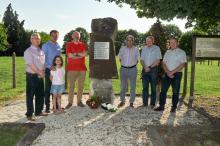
left=146, top=36, right=155, bottom=43
left=126, top=35, right=135, bottom=42
left=30, top=33, right=41, bottom=40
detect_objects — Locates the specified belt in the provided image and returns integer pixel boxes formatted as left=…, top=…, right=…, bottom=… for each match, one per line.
left=121, top=65, right=136, bottom=69
left=26, top=72, right=38, bottom=76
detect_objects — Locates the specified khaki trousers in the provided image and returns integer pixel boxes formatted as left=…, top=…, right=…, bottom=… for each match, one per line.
left=67, top=71, right=86, bottom=104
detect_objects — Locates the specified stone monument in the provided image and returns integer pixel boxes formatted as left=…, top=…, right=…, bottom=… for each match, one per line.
left=89, top=17, right=118, bottom=103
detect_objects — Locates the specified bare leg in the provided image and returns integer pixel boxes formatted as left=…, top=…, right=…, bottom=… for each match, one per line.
left=57, top=94, right=61, bottom=111
left=53, top=94, right=57, bottom=112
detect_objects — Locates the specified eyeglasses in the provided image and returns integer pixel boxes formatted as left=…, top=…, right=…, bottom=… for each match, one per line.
left=127, top=39, right=133, bottom=42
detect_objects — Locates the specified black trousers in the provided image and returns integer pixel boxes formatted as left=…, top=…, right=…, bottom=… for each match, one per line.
left=26, top=72, right=44, bottom=117
left=44, top=68, right=51, bottom=110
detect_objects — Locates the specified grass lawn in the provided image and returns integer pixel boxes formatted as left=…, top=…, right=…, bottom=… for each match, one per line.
left=0, top=56, right=220, bottom=105
left=0, top=125, right=27, bottom=146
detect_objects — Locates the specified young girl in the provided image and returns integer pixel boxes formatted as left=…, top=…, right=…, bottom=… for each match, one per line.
left=50, top=55, right=65, bottom=114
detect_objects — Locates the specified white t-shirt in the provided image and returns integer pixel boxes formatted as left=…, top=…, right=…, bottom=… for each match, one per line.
left=141, top=45, right=162, bottom=67
left=163, top=48, right=187, bottom=71
left=50, top=67, right=65, bottom=85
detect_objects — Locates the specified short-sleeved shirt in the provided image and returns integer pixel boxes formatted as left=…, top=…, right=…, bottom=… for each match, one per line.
left=163, top=48, right=187, bottom=71
left=118, top=46, right=140, bottom=67
left=66, top=41, right=87, bottom=71
left=141, top=45, right=162, bottom=67
left=50, top=67, right=65, bottom=85
left=42, top=41, right=61, bottom=69
left=24, top=45, right=45, bottom=73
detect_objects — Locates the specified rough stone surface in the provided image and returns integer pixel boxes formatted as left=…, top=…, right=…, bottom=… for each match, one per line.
left=89, top=78, right=114, bottom=103
left=0, top=95, right=210, bottom=146
left=89, top=17, right=118, bottom=103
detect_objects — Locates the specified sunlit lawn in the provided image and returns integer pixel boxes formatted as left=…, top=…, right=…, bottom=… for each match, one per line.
left=0, top=56, right=220, bottom=104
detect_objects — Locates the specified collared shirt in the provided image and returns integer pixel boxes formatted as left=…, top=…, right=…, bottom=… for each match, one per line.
left=66, top=41, right=87, bottom=71
left=42, top=41, right=61, bottom=69
left=118, top=46, right=140, bottom=67
left=163, top=48, right=187, bottom=71
left=141, top=45, right=162, bottom=67
left=24, top=45, right=45, bottom=73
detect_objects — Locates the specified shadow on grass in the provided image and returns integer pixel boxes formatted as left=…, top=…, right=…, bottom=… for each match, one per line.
left=0, top=123, right=45, bottom=146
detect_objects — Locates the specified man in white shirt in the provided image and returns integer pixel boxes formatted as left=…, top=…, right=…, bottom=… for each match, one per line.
left=155, top=38, right=187, bottom=112
left=118, top=35, right=140, bottom=108
left=141, top=36, right=162, bottom=108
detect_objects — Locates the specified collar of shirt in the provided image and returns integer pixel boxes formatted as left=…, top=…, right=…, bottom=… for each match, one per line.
left=31, top=45, right=40, bottom=50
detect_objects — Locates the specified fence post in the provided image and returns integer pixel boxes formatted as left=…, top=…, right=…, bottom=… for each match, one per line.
left=12, top=52, right=16, bottom=88
left=181, top=60, right=188, bottom=100
left=189, top=37, right=196, bottom=107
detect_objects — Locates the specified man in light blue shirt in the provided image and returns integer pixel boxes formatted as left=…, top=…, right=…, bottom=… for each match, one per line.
left=141, top=36, right=162, bottom=108
left=42, top=30, right=61, bottom=113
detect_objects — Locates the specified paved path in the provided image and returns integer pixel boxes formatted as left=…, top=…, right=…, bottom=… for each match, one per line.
left=0, top=95, right=209, bottom=146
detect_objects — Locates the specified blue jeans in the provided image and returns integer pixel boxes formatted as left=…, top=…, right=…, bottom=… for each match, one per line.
left=142, top=67, right=158, bottom=106
left=159, top=72, right=182, bottom=109
left=120, top=66, right=137, bottom=103
left=26, top=73, right=44, bottom=117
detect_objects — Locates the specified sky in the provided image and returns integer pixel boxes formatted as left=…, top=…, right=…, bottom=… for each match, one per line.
left=0, top=0, right=192, bottom=45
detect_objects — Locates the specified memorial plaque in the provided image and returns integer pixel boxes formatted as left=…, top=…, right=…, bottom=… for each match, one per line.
left=89, top=33, right=118, bottom=79
left=94, top=42, right=110, bottom=60
left=195, top=37, right=220, bottom=58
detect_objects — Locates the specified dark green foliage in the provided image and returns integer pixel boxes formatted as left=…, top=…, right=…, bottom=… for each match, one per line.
left=0, top=23, right=8, bottom=51
left=96, top=0, right=220, bottom=31
left=179, top=30, right=206, bottom=56
left=162, top=24, right=182, bottom=40
left=2, top=3, right=27, bottom=56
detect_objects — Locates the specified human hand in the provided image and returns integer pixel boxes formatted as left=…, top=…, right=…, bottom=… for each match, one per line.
left=167, top=71, right=174, bottom=78
left=38, top=70, right=44, bottom=78
left=50, top=66, right=56, bottom=71
left=144, top=66, right=151, bottom=72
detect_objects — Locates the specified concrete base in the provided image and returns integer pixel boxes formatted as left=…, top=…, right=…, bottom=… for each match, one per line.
left=89, top=78, right=114, bottom=104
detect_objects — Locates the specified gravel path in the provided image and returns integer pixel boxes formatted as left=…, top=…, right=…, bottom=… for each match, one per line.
left=0, top=95, right=209, bottom=146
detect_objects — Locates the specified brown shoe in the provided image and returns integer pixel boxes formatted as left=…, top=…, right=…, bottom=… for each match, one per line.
left=27, top=116, right=35, bottom=121
left=130, top=103, right=134, bottom=108
left=117, top=102, right=125, bottom=108
left=36, top=112, right=48, bottom=116
left=65, top=103, right=72, bottom=109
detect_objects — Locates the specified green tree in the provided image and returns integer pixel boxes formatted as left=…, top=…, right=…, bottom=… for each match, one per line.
left=2, top=3, right=26, bottom=56
left=179, top=30, right=206, bottom=56
left=147, top=20, right=167, bottom=55
left=115, top=29, right=143, bottom=55
left=115, top=30, right=127, bottom=55
left=62, top=27, right=89, bottom=52
left=194, top=22, right=220, bottom=35
left=0, top=23, right=8, bottom=52
left=162, top=24, right=182, bottom=40
left=96, top=0, right=219, bottom=31
left=39, top=31, right=50, bottom=45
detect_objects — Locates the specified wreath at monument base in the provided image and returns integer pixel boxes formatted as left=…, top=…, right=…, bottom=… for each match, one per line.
left=86, top=94, right=102, bottom=109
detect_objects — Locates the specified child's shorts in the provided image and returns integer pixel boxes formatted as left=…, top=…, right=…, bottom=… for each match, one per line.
left=50, top=84, right=65, bottom=94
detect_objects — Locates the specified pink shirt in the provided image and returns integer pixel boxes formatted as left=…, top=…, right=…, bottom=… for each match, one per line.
left=24, top=45, right=45, bottom=73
